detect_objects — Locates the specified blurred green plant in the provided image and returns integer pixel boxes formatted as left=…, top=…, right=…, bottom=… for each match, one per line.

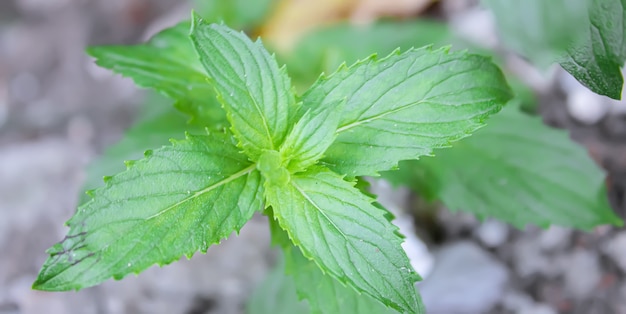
left=192, top=0, right=276, bottom=31
left=483, top=0, right=626, bottom=99
left=277, top=19, right=453, bottom=91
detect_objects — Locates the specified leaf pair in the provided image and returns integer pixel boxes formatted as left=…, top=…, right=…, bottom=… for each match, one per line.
left=34, top=12, right=513, bottom=314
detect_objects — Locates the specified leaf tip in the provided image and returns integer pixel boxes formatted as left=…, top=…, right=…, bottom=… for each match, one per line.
left=102, top=175, right=113, bottom=184
left=84, top=46, right=99, bottom=58
left=32, top=270, right=75, bottom=292
left=31, top=276, right=46, bottom=291
left=610, top=216, right=624, bottom=227
left=190, top=9, right=202, bottom=25
left=189, top=10, right=206, bottom=35
left=144, top=149, right=154, bottom=158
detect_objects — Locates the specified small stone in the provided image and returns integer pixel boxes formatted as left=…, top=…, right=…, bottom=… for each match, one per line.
left=601, top=114, right=626, bottom=139
left=601, top=231, right=626, bottom=273
left=9, top=276, right=71, bottom=314
left=420, top=241, right=509, bottom=313
left=371, top=179, right=434, bottom=277
left=505, top=55, right=558, bottom=94
left=566, top=87, right=609, bottom=125
left=437, top=209, right=479, bottom=236
left=9, top=71, right=40, bottom=103
left=475, top=219, right=509, bottom=248
left=538, top=226, right=572, bottom=251
left=66, top=116, right=94, bottom=146
left=513, top=238, right=554, bottom=277
left=501, top=289, right=534, bottom=313
left=16, top=0, right=70, bottom=14
left=450, top=8, right=499, bottom=48
left=519, top=303, right=557, bottom=314
left=0, top=75, right=7, bottom=128
left=618, top=282, right=626, bottom=310
left=563, top=249, right=601, bottom=299
left=396, top=214, right=434, bottom=278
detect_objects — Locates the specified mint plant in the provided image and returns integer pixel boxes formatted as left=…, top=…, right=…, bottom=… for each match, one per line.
left=33, top=11, right=515, bottom=313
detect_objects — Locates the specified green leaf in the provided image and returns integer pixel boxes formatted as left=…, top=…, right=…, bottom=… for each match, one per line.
left=87, top=22, right=226, bottom=126
left=80, top=99, right=205, bottom=204
left=482, top=0, right=589, bottom=67
left=247, top=252, right=310, bottom=314
left=302, top=47, right=512, bottom=177
left=284, top=243, right=404, bottom=314
left=280, top=98, right=345, bottom=172
left=249, top=236, right=404, bottom=314
left=282, top=20, right=453, bottom=89
left=266, top=167, right=422, bottom=313
left=193, top=0, right=276, bottom=30
left=559, top=0, right=626, bottom=99
left=190, top=14, right=296, bottom=160
left=384, top=105, right=623, bottom=229
left=33, top=133, right=264, bottom=291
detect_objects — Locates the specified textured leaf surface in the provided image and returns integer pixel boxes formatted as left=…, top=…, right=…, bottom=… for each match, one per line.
left=266, top=167, right=421, bottom=313
left=384, top=106, right=623, bottom=229
left=284, top=245, right=404, bottom=314
left=190, top=14, right=295, bottom=159
left=87, top=22, right=225, bottom=126
left=482, top=0, right=588, bottom=67
left=559, top=0, right=626, bottom=99
left=33, top=133, right=263, bottom=290
left=80, top=101, right=205, bottom=204
left=302, top=47, right=512, bottom=177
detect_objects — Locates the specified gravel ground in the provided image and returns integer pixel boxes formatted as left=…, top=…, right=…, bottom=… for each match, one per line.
left=1, top=1, right=626, bottom=314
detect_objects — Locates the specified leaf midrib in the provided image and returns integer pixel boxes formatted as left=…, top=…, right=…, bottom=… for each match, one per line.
left=208, top=29, right=277, bottom=150
left=145, top=163, right=256, bottom=220
left=291, top=179, right=413, bottom=311
left=336, top=99, right=427, bottom=133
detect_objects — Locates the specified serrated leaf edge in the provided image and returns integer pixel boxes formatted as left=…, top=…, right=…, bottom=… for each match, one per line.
left=33, top=132, right=260, bottom=291
left=305, top=46, right=511, bottom=177
left=270, top=169, right=421, bottom=313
